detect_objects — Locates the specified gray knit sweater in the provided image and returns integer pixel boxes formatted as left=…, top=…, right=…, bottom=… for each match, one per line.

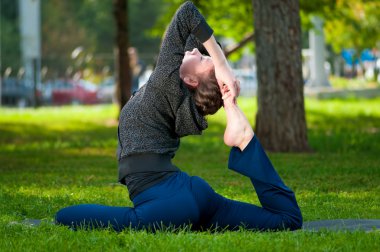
left=117, top=2, right=213, bottom=189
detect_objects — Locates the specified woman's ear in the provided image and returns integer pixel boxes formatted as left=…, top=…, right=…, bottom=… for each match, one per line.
left=183, top=76, right=199, bottom=88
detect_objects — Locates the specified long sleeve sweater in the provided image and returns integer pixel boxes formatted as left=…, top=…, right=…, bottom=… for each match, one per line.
left=117, top=2, right=214, bottom=197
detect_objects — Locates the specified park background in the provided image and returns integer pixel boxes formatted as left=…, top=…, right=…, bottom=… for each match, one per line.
left=1, top=0, right=379, bottom=251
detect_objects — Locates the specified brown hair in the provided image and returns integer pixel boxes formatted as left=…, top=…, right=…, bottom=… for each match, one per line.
left=190, top=69, right=223, bottom=116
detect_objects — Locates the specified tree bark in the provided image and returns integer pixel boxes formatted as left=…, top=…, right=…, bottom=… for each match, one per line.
left=113, top=0, right=131, bottom=113
left=252, top=0, right=310, bottom=152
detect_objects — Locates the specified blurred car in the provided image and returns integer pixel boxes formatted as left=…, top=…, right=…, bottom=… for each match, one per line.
left=40, top=80, right=58, bottom=105
left=97, top=71, right=154, bottom=104
left=1, top=78, right=42, bottom=107
left=51, top=79, right=99, bottom=105
left=97, top=77, right=116, bottom=103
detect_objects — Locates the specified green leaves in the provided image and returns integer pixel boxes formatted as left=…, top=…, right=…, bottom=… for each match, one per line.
left=155, top=0, right=380, bottom=58
left=301, top=0, right=380, bottom=53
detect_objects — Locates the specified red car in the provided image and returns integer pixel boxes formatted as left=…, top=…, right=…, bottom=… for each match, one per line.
left=52, top=79, right=98, bottom=105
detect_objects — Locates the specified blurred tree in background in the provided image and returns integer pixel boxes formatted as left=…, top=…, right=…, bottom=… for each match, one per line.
left=0, top=0, right=22, bottom=76
left=300, top=0, right=380, bottom=53
left=129, top=0, right=167, bottom=65
left=113, top=0, right=131, bottom=112
left=155, top=0, right=379, bottom=60
left=1, top=0, right=165, bottom=81
left=1, top=0, right=378, bottom=80
left=41, top=0, right=97, bottom=79
left=300, top=0, right=380, bottom=76
left=153, top=0, right=253, bottom=61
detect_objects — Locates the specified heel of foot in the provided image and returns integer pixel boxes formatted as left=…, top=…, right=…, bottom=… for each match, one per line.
left=224, top=131, right=243, bottom=147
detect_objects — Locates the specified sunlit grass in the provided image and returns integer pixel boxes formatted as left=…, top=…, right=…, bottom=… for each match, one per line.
left=329, top=76, right=379, bottom=89
left=1, top=98, right=380, bottom=251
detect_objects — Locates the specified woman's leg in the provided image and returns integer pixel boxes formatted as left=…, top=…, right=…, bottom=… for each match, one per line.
left=204, top=96, right=302, bottom=231
left=55, top=172, right=201, bottom=231
left=208, top=136, right=303, bottom=231
left=55, top=204, right=139, bottom=231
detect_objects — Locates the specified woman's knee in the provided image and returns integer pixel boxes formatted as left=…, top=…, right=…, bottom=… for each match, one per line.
left=283, top=210, right=303, bottom=231
left=55, top=206, right=74, bottom=225
left=294, top=210, right=303, bottom=230
left=55, top=205, right=94, bottom=229
left=55, top=204, right=136, bottom=231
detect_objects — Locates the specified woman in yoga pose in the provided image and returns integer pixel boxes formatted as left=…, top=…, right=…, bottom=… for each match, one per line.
left=56, top=1, right=302, bottom=231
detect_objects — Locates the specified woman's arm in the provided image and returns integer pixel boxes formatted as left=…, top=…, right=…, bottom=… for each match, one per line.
left=150, top=1, right=213, bottom=90
left=184, top=34, right=209, bottom=56
left=144, top=2, right=210, bottom=136
left=181, top=15, right=240, bottom=101
left=203, top=36, right=240, bottom=101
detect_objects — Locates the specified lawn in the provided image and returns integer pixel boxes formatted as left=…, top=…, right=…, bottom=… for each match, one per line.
left=0, top=97, right=379, bottom=251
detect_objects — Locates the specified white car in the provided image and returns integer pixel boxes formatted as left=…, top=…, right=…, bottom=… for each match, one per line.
left=97, top=77, right=116, bottom=103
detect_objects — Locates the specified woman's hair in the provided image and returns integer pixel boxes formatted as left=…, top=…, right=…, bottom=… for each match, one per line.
left=190, top=69, right=223, bottom=116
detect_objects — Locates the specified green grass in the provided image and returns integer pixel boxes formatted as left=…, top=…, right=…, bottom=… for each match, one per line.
left=1, top=98, right=379, bottom=251
left=329, top=76, right=379, bottom=89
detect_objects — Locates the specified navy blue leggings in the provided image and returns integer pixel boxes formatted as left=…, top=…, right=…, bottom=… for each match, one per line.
left=56, top=136, right=302, bottom=231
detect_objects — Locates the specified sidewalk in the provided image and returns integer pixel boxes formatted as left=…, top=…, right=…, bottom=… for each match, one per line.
left=304, top=86, right=380, bottom=99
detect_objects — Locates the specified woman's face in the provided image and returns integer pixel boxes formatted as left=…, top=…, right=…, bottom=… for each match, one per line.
left=180, top=48, right=214, bottom=78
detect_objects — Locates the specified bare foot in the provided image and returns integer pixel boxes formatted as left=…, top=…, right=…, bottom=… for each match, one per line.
left=222, top=89, right=254, bottom=150
left=223, top=111, right=254, bottom=150
left=223, top=106, right=245, bottom=146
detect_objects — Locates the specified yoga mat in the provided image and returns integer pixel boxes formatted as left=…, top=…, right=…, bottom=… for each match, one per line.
left=9, top=219, right=52, bottom=227
left=302, top=219, right=380, bottom=232
left=10, top=219, right=380, bottom=232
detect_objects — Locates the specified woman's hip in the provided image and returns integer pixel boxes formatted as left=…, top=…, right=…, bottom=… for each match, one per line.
left=132, top=171, right=200, bottom=227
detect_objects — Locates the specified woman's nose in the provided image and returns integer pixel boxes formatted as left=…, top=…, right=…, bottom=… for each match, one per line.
left=190, top=48, right=199, bottom=55
left=185, top=48, right=199, bottom=56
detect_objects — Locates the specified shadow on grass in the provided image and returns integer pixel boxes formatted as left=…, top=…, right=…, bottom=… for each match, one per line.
left=1, top=103, right=379, bottom=194
left=0, top=121, right=117, bottom=149
left=0, top=184, right=130, bottom=221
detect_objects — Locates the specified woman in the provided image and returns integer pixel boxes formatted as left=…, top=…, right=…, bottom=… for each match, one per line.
left=56, top=1, right=302, bottom=231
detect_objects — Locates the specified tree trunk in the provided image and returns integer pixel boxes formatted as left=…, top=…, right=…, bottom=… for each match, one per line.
left=252, top=0, right=310, bottom=152
left=113, top=0, right=131, bottom=113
